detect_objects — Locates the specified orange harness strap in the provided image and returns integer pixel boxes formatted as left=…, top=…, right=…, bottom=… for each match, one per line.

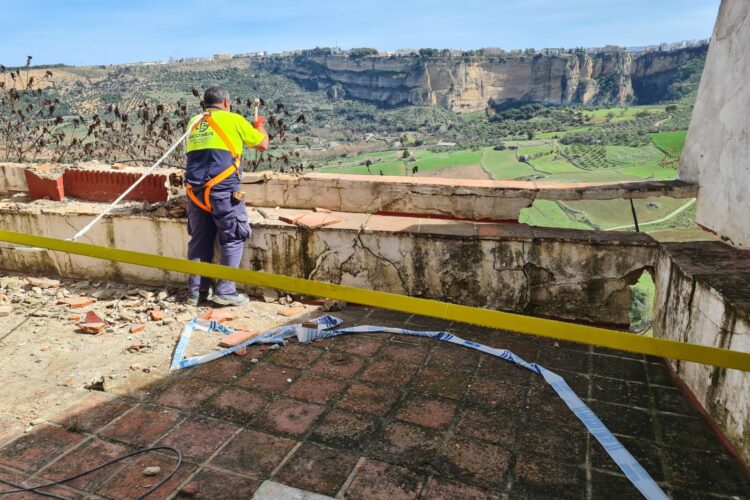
left=186, top=111, right=242, bottom=213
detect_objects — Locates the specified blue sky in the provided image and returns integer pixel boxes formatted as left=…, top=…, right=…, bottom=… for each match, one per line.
left=1, top=0, right=720, bottom=66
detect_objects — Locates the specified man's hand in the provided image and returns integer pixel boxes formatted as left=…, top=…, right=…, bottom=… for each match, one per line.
left=252, top=116, right=269, bottom=152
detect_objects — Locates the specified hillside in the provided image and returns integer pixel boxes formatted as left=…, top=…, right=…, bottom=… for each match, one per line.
left=259, top=45, right=707, bottom=111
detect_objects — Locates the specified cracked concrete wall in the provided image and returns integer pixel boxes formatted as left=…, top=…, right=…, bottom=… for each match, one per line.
left=653, top=243, right=750, bottom=462
left=0, top=208, right=655, bottom=327
left=679, top=0, right=750, bottom=248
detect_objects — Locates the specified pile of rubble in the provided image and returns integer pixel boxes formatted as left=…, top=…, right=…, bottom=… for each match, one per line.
left=0, top=274, right=193, bottom=336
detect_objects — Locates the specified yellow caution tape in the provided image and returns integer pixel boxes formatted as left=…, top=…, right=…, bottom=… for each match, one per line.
left=2, top=229, right=749, bottom=372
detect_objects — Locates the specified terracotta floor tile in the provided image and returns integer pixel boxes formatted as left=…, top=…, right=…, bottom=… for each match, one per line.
left=310, top=351, right=366, bottom=378
left=188, top=355, right=249, bottom=382
left=455, top=407, right=518, bottom=447
left=153, top=378, right=222, bottom=411
left=265, top=342, right=325, bottom=369
left=157, top=415, right=240, bottom=463
left=97, top=451, right=196, bottom=499
left=336, top=383, right=400, bottom=416
left=210, top=428, right=296, bottom=476
left=395, top=396, right=457, bottom=429
left=412, top=367, right=472, bottom=400
left=425, top=477, right=491, bottom=499
left=379, top=342, right=431, bottom=365
left=201, top=387, right=268, bottom=424
left=328, top=335, right=387, bottom=357
left=51, top=393, right=135, bottom=433
left=41, top=437, right=129, bottom=491
left=439, top=436, right=511, bottom=490
left=174, top=467, right=261, bottom=499
left=511, top=452, right=586, bottom=499
left=0, top=425, right=86, bottom=472
left=236, top=363, right=300, bottom=395
left=99, top=405, right=182, bottom=448
left=286, top=374, right=346, bottom=404
left=359, top=359, right=418, bottom=386
left=310, top=410, right=377, bottom=450
left=369, top=421, right=444, bottom=468
left=275, top=442, right=358, bottom=496
left=343, top=458, right=425, bottom=499
left=255, top=398, right=325, bottom=436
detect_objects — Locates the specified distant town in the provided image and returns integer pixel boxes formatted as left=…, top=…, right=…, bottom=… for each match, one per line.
left=115, top=39, right=708, bottom=68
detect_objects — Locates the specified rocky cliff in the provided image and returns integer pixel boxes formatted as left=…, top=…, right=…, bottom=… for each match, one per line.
left=260, top=45, right=707, bottom=112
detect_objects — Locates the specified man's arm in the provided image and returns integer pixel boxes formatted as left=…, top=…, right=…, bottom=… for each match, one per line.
left=251, top=117, right=270, bottom=152
left=237, top=115, right=269, bottom=152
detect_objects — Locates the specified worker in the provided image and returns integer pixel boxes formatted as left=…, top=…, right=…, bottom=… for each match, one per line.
left=184, top=85, right=269, bottom=306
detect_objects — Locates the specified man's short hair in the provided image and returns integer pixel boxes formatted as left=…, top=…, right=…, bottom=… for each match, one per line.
left=203, top=85, right=230, bottom=106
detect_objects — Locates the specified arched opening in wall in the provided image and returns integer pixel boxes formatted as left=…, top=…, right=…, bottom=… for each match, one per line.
left=629, top=268, right=655, bottom=334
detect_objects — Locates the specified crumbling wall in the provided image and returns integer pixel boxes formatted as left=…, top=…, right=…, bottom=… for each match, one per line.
left=653, top=241, right=750, bottom=462
left=679, top=0, right=750, bottom=248
left=0, top=205, right=656, bottom=327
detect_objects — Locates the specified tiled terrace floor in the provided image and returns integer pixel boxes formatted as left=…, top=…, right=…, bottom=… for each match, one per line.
left=0, top=307, right=748, bottom=499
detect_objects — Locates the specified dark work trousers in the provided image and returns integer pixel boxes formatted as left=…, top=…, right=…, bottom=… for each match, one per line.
left=187, top=191, right=251, bottom=296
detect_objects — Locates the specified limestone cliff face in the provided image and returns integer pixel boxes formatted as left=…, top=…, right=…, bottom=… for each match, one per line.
left=260, top=46, right=706, bottom=112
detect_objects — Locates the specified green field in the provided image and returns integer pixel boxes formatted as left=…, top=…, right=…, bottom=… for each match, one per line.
left=650, top=130, right=687, bottom=158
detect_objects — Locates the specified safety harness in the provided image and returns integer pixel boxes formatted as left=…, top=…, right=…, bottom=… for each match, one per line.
left=185, top=111, right=241, bottom=213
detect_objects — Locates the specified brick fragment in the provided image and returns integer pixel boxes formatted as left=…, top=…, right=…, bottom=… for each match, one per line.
left=218, top=330, right=259, bottom=347
left=58, top=296, right=96, bottom=308
left=130, top=323, right=145, bottom=334
left=148, top=308, right=164, bottom=321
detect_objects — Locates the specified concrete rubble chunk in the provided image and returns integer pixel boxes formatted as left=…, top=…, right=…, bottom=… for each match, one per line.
left=278, top=306, right=306, bottom=317
left=84, top=376, right=105, bottom=391
left=142, top=466, right=161, bottom=476
left=25, top=277, right=60, bottom=289
left=262, top=288, right=279, bottom=303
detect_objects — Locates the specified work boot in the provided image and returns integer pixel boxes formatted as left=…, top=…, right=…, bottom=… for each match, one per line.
left=187, top=290, right=210, bottom=306
left=211, top=292, right=250, bottom=306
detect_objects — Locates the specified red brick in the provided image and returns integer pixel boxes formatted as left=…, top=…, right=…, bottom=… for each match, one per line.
left=275, top=442, right=358, bottom=496
left=175, top=467, right=260, bottom=499
left=236, top=363, right=300, bottom=394
left=99, top=405, right=181, bottom=447
left=344, top=458, right=425, bottom=499
left=440, top=437, right=511, bottom=489
left=380, top=342, right=431, bottom=365
left=265, top=342, right=324, bottom=369
left=24, top=168, right=64, bottom=201
left=42, top=437, right=129, bottom=491
left=359, top=359, right=418, bottom=386
left=256, top=398, right=324, bottom=436
left=57, top=296, right=96, bottom=308
left=189, top=356, right=247, bottom=382
left=0, top=425, right=86, bottom=472
left=97, top=451, right=196, bottom=498
left=336, top=383, right=399, bottom=416
left=311, top=351, right=365, bottom=378
left=153, top=378, right=222, bottom=411
left=310, top=410, right=376, bottom=450
left=455, top=407, right=518, bottom=447
left=53, top=392, right=133, bottom=434
left=369, top=422, right=444, bottom=468
left=158, top=415, right=239, bottom=463
left=412, top=368, right=472, bottom=400
left=287, top=374, right=345, bottom=404
left=396, top=396, right=457, bottom=429
left=211, top=429, right=296, bottom=476
left=63, top=168, right=169, bottom=203
left=328, top=335, right=386, bottom=356
left=425, top=477, right=490, bottom=499
left=201, top=387, right=268, bottom=424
